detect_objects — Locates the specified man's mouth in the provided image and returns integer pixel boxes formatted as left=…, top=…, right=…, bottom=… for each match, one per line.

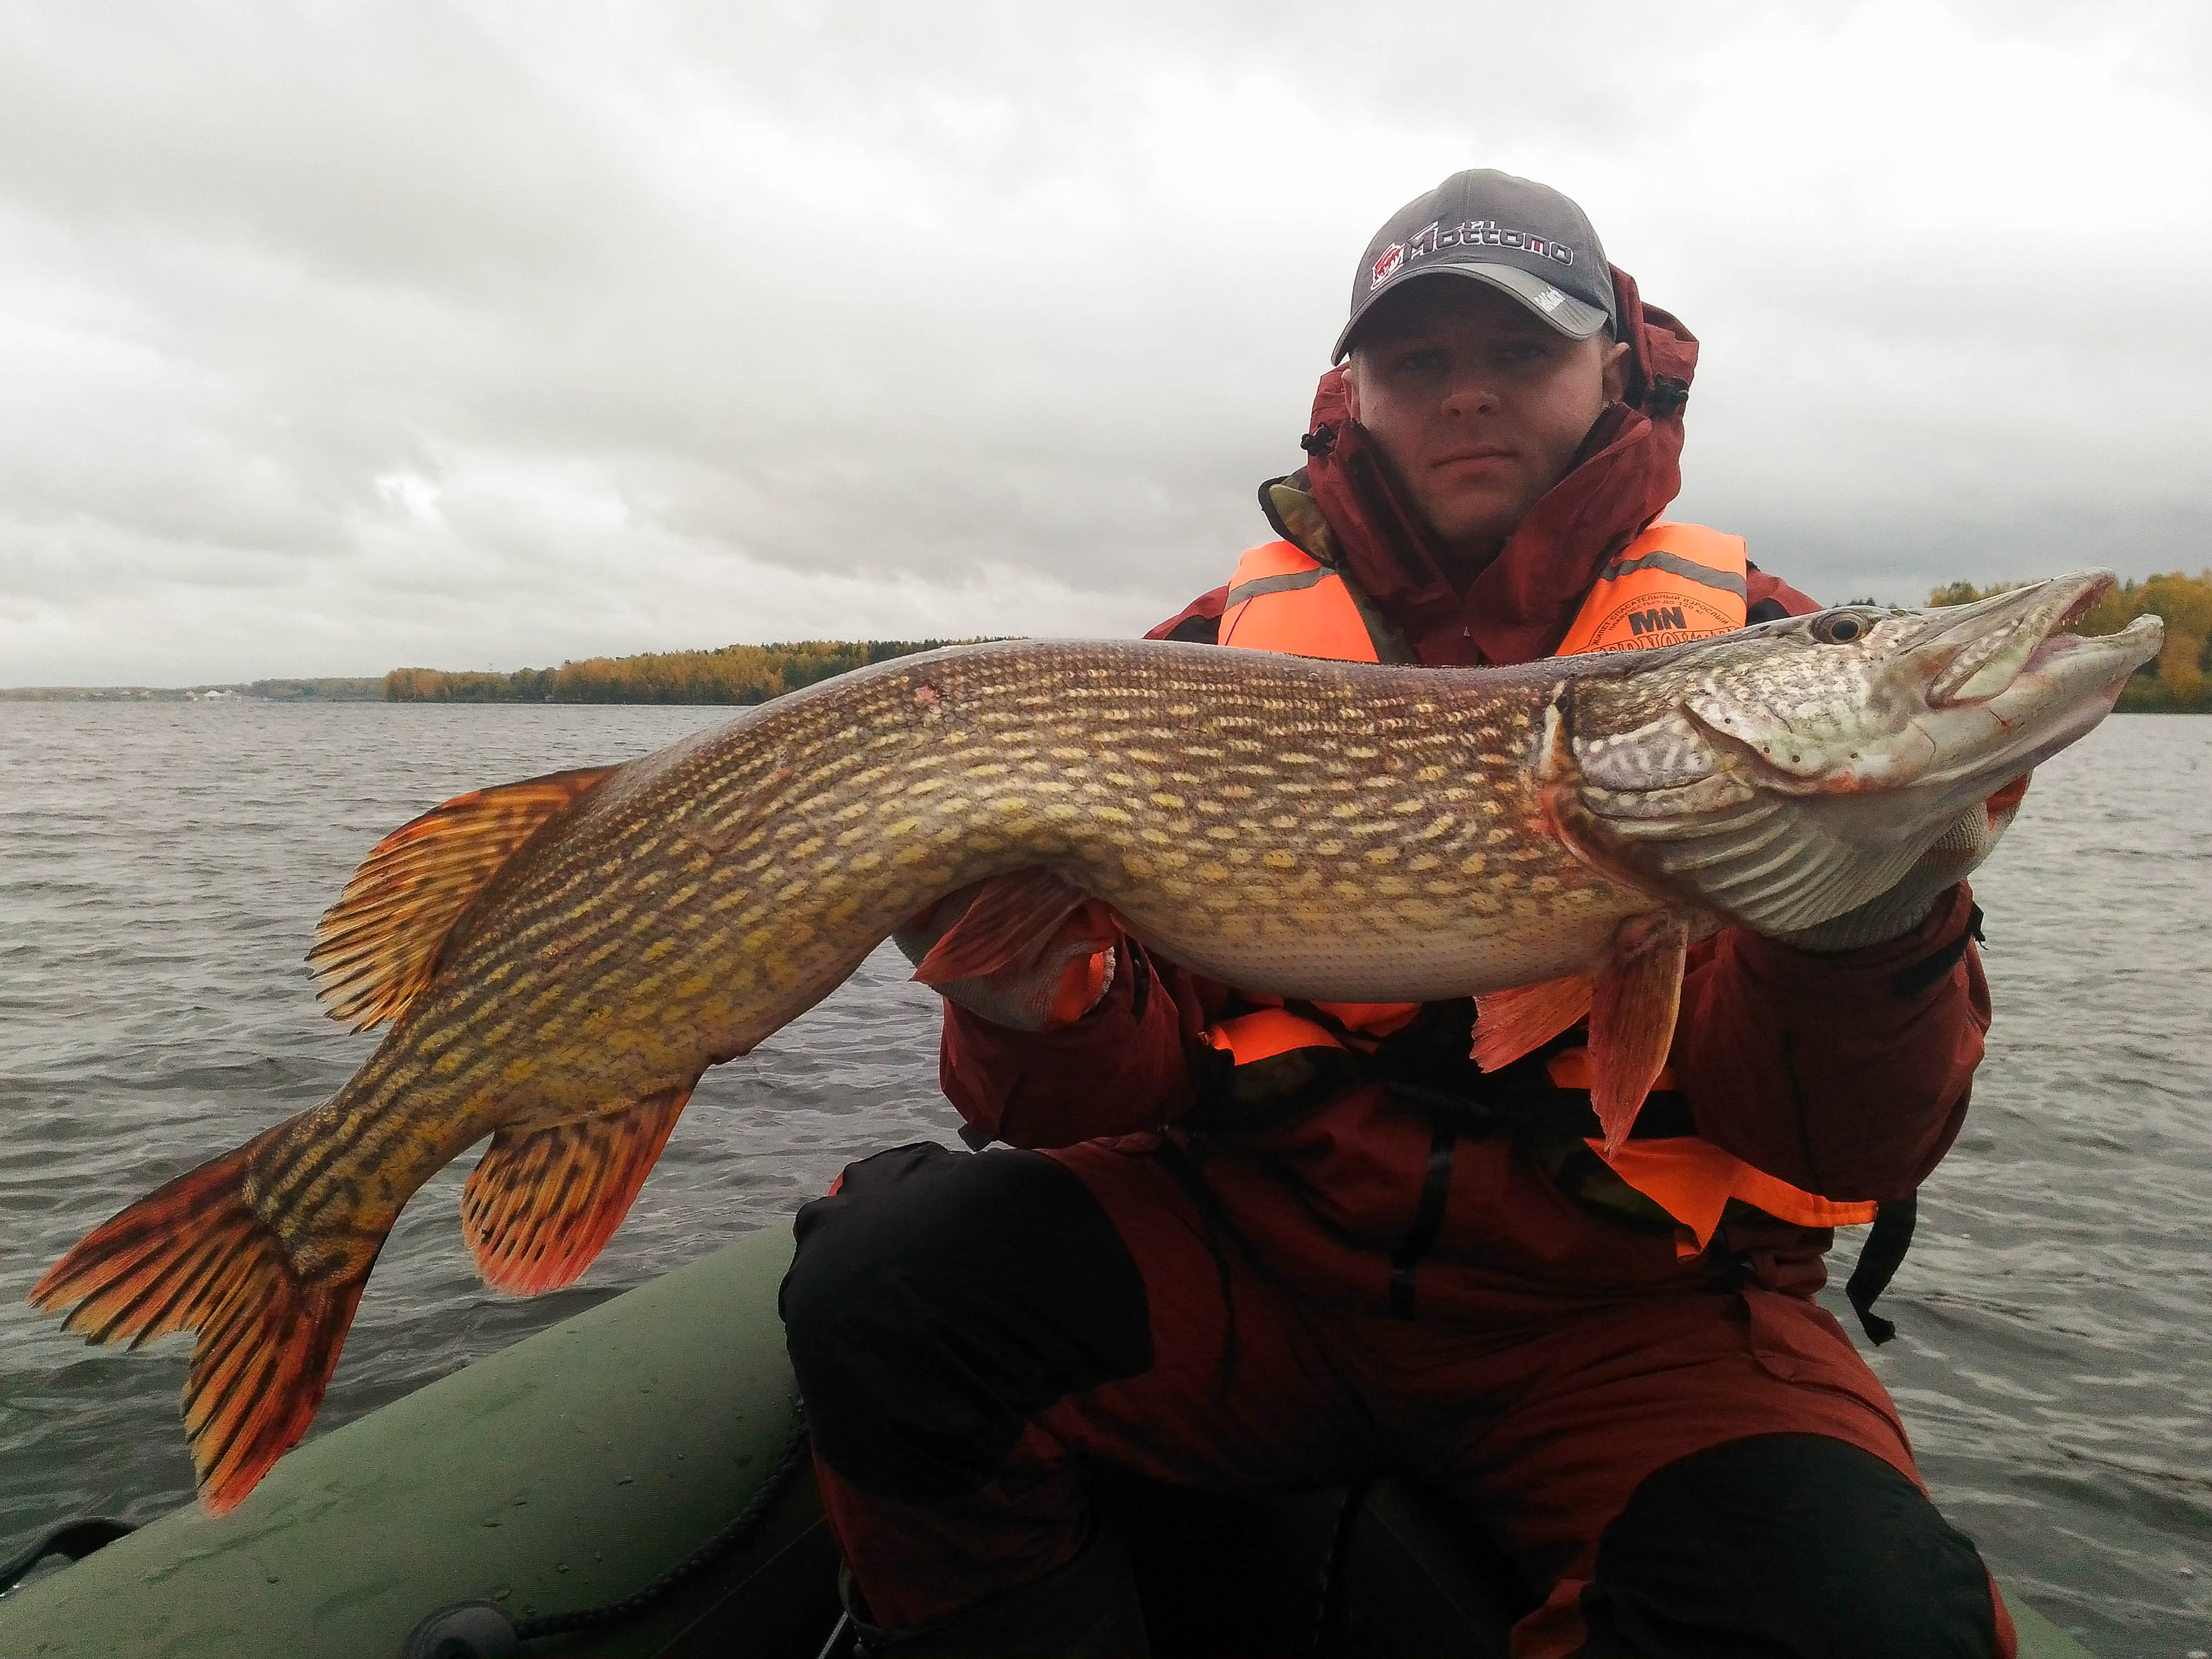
left=1432, top=446, right=1516, bottom=470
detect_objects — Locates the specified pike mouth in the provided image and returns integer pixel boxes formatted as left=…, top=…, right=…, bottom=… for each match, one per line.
left=1926, top=570, right=2115, bottom=708
left=1913, top=572, right=2162, bottom=792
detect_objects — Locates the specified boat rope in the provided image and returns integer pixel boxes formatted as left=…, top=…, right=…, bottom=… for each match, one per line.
left=0, top=1517, right=136, bottom=1597
left=399, top=1402, right=815, bottom=1657
left=511, top=1406, right=813, bottom=1642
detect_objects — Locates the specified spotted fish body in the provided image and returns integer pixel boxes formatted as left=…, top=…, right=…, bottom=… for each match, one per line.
left=251, top=646, right=1624, bottom=1282
left=33, top=572, right=2162, bottom=1513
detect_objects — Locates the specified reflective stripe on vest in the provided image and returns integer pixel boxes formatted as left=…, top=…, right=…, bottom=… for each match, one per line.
left=1217, top=540, right=1381, bottom=663
left=1552, top=522, right=1749, bottom=656
left=1204, top=522, right=1862, bottom=1245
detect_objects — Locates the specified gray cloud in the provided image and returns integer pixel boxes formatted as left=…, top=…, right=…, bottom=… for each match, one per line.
left=1, top=0, right=2206, bottom=685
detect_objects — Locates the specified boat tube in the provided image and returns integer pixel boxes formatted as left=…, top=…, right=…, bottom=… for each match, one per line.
left=0, top=1225, right=2095, bottom=1657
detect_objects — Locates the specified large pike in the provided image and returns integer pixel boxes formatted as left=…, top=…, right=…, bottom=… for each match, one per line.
left=35, top=572, right=2159, bottom=1512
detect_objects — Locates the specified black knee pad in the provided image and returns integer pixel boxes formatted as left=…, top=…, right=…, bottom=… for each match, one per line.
left=780, top=1143, right=1151, bottom=1502
left=1579, top=1433, right=2002, bottom=1658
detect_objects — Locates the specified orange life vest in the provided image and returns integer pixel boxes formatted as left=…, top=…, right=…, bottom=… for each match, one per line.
left=1205, top=521, right=1877, bottom=1252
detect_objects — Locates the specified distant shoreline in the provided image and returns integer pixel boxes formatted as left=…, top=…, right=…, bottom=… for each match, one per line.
left=0, top=678, right=383, bottom=703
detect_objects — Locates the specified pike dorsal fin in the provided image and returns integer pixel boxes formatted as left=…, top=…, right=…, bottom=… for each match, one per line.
left=308, top=766, right=618, bottom=1031
left=1588, top=912, right=1691, bottom=1156
left=1472, top=975, right=1595, bottom=1074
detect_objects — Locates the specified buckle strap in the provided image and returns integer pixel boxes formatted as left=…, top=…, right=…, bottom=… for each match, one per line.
left=1388, top=1118, right=1459, bottom=1320
left=1844, top=1192, right=1918, bottom=1345
left=1889, top=903, right=1986, bottom=1001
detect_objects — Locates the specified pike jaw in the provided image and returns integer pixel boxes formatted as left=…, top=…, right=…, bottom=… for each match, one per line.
left=1551, top=571, right=2164, bottom=934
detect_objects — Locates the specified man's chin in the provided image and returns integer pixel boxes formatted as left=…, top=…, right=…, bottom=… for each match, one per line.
left=1420, top=500, right=1528, bottom=564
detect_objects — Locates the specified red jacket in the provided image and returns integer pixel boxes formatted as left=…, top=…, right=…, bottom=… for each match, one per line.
left=932, top=269, right=1990, bottom=1291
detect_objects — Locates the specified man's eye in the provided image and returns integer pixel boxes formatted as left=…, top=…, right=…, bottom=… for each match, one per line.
left=1394, top=349, right=1449, bottom=377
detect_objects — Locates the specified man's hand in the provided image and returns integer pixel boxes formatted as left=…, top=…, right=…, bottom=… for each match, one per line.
left=1773, top=773, right=2029, bottom=954
left=893, top=881, right=1120, bottom=1031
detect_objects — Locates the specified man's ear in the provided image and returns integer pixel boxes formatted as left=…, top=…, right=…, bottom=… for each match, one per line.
left=1600, top=338, right=1631, bottom=407
left=1341, top=358, right=1363, bottom=421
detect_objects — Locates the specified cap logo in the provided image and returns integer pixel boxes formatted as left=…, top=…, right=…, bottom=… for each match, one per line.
left=1402, top=218, right=1577, bottom=267
left=1370, top=243, right=1406, bottom=289
left=1533, top=287, right=1566, bottom=312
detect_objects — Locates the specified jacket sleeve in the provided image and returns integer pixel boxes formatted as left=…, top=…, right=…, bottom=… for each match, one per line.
left=1673, top=884, right=1990, bottom=1201
left=938, top=948, right=1202, bottom=1149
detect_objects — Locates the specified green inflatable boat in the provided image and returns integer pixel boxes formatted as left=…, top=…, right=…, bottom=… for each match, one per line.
left=0, top=1226, right=2093, bottom=1658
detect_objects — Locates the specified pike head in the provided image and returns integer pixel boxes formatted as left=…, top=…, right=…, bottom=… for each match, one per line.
left=1545, top=571, right=2163, bottom=934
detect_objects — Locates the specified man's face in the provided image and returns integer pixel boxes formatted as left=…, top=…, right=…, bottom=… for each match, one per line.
left=1347, top=279, right=1629, bottom=570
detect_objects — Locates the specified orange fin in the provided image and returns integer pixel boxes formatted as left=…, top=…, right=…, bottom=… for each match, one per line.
left=30, top=1121, right=374, bottom=1515
left=461, top=1084, right=691, bottom=1295
left=912, top=867, right=1087, bottom=985
left=308, top=765, right=618, bottom=1032
left=1472, top=975, right=1595, bottom=1073
left=1588, top=913, right=1691, bottom=1156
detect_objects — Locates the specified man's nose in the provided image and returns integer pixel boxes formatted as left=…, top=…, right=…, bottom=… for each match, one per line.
left=1439, top=373, right=1500, bottom=415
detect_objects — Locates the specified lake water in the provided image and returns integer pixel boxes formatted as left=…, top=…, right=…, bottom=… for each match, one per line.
left=1, top=702, right=2206, bottom=1656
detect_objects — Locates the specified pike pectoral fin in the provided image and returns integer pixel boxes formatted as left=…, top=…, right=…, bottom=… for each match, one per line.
left=461, top=1083, right=692, bottom=1296
left=29, top=1118, right=374, bottom=1515
left=309, top=765, right=621, bottom=1032
left=911, top=866, right=1088, bottom=984
left=1472, top=976, right=1595, bottom=1074
left=1588, top=912, right=1691, bottom=1156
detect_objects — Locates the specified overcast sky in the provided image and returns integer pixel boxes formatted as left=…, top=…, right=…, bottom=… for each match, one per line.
left=2, top=1, right=2207, bottom=686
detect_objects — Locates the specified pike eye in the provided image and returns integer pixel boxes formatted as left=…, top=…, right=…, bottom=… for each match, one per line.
left=1812, top=611, right=1872, bottom=645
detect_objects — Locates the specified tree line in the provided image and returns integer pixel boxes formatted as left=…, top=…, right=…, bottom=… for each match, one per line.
left=1930, top=570, right=2212, bottom=712
left=383, top=640, right=983, bottom=705
left=382, top=572, right=2212, bottom=713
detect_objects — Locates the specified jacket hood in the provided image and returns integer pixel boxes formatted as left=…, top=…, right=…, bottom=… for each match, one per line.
left=1272, top=265, right=1701, bottom=667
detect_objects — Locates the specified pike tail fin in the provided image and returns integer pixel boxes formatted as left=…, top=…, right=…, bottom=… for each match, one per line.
left=29, top=1125, right=374, bottom=1516
left=461, top=1084, right=692, bottom=1295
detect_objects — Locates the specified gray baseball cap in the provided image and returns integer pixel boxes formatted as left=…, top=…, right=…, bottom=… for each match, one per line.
left=1333, top=169, right=1618, bottom=361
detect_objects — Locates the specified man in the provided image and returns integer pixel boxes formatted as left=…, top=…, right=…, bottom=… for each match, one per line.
left=781, top=170, right=2014, bottom=1657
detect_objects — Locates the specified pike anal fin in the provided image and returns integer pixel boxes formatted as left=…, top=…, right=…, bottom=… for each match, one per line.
left=29, top=1120, right=376, bottom=1516
left=1588, top=912, right=1691, bottom=1156
left=309, top=765, right=620, bottom=1033
left=461, top=1084, right=692, bottom=1296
